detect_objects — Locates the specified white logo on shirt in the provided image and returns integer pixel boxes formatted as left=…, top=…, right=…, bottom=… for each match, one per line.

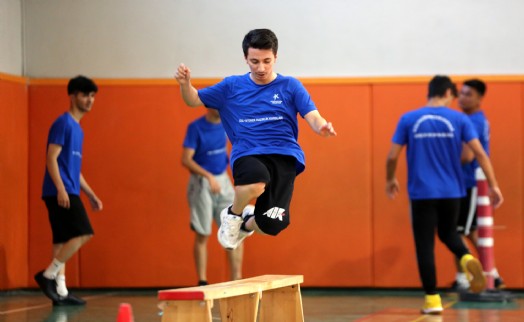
left=270, top=93, right=282, bottom=104
left=239, top=116, right=283, bottom=123
left=72, top=151, right=82, bottom=158
left=413, top=115, right=455, bottom=138
left=263, top=207, right=286, bottom=221
left=207, top=148, right=226, bottom=156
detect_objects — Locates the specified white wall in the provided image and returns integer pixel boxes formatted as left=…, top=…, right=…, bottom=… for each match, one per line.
left=0, top=0, right=22, bottom=75
left=23, top=0, right=524, bottom=78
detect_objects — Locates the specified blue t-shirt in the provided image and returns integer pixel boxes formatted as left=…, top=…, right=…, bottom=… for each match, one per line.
left=392, top=106, right=478, bottom=200
left=462, top=111, right=490, bottom=188
left=198, top=73, right=317, bottom=174
left=183, top=116, right=229, bottom=175
left=42, top=112, right=84, bottom=197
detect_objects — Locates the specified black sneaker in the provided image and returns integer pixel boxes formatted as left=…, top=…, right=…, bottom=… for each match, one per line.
left=34, top=270, right=60, bottom=301
left=494, top=277, right=506, bottom=289
left=53, top=294, right=86, bottom=306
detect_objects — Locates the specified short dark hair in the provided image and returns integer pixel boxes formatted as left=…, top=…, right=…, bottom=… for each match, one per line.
left=242, top=29, right=278, bottom=57
left=427, top=75, right=457, bottom=99
left=463, top=79, right=487, bottom=96
left=67, top=75, right=98, bottom=95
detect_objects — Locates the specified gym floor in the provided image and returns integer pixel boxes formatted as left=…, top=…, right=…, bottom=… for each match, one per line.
left=0, top=289, right=522, bottom=321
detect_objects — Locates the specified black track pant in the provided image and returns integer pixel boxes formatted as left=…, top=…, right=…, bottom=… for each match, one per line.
left=410, top=198, right=470, bottom=294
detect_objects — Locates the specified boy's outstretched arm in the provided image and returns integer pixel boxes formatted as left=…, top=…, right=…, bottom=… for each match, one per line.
left=175, top=63, right=203, bottom=107
left=304, top=110, right=337, bottom=137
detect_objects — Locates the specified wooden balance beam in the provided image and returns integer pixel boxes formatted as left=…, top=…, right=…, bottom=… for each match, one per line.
left=158, top=274, right=304, bottom=322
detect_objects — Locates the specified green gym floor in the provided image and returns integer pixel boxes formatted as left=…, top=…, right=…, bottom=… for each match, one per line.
left=0, top=289, right=522, bottom=322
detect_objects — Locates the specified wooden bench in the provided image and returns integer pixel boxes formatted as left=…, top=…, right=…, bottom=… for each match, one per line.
left=158, top=274, right=304, bottom=322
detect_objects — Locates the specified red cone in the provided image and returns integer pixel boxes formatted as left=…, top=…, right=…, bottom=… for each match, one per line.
left=117, top=303, right=134, bottom=322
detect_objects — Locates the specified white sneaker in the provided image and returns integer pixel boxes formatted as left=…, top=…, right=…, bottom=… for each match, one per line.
left=217, top=207, right=243, bottom=249
left=236, top=205, right=255, bottom=246
left=455, top=273, right=470, bottom=292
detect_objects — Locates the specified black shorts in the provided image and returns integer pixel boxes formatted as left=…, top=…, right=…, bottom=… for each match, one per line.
left=43, top=194, right=94, bottom=244
left=457, top=188, right=478, bottom=234
left=233, top=154, right=297, bottom=235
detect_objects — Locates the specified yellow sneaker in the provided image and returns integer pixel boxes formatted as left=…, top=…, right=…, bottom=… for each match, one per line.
left=421, top=294, right=443, bottom=315
left=460, top=254, right=486, bottom=293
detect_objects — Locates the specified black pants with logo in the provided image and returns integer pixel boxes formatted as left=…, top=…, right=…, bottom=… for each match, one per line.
left=233, top=154, right=296, bottom=236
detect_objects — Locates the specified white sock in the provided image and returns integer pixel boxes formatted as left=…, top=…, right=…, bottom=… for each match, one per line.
left=492, top=268, right=500, bottom=278
left=43, top=258, right=64, bottom=279
left=56, top=274, right=69, bottom=297
left=456, top=272, right=469, bottom=285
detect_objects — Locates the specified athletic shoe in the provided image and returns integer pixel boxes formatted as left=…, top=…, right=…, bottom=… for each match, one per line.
left=460, top=254, right=486, bottom=293
left=236, top=205, right=255, bottom=246
left=450, top=279, right=470, bottom=292
left=450, top=272, right=470, bottom=292
left=421, top=294, right=443, bottom=314
left=34, top=270, right=60, bottom=301
left=494, top=276, right=506, bottom=289
left=53, top=294, right=86, bottom=306
left=217, top=207, right=243, bottom=250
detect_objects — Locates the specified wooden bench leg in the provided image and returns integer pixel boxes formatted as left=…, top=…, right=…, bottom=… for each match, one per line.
left=218, top=292, right=260, bottom=322
left=258, top=284, right=304, bottom=322
left=161, top=299, right=213, bottom=322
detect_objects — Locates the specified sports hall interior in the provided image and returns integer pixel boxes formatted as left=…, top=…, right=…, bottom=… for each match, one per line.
left=1, top=0, right=523, bottom=321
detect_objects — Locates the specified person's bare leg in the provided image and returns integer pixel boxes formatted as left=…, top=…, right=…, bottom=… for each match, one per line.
left=55, top=235, right=92, bottom=263
left=227, top=243, right=244, bottom=280
left=230, top=183, right=265, bottom=215
left=53, top=244, right=69, bottom=297
left=45, top=235, right=92, bottom=279
left=194, top=234, right=208, bottom=283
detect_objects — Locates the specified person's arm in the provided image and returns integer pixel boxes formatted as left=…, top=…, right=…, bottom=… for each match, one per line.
left=46, top=144, right=70, bottom=208
left=466, top=138, right=503, bottom=208
left=385, top=143, right=404, bottom=199
left=304, top=110, right=337, bottom=137
left=80, top=174, right=103, bottom=211
left=181, top=147, right=221, bottom=194
left=461, top=143, right=475, bottom=164
left=175, top=63, right=203, bottom=107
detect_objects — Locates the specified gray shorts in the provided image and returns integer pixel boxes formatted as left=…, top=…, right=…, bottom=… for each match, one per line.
left=187, top=172, right=234, bottom=236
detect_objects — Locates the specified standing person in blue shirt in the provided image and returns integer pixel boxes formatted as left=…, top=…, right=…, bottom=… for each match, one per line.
left=385, top=75, right=503, bottom=315
left=452, top=79, right=505, bottom=290
left=182, top=108, right=248, bottom=285
left=175, top=29, right=336, bottom=250
left=34, top=76, right=103, bottom=306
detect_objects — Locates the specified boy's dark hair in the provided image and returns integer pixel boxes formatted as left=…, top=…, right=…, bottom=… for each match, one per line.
left=242, top=29, right=278, bottom=57
left=427, top=75, right=457, bottom=99
left=67, top=75, right=98, bottom=95
left=463, top=79, right=487, bottom=96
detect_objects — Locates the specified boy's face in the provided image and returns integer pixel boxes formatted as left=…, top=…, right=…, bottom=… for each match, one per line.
left=245, top=47, right=277, bottom=84
left=71, top=91, right=96, bottom=113
left=458, top=85, right=482, bottom=111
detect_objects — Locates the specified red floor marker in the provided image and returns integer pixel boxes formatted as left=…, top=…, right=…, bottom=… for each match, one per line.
left=117, top=303, right=134, bottom=322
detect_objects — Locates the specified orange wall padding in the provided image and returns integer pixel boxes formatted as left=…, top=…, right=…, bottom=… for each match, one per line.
left=0, top=76, right=28, bottom=290
left=20, top=78, right=524, bottom=289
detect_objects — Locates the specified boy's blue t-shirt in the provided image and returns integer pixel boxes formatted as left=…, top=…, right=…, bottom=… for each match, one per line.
left=462, top=111, right=490, bottom=188
left=42, top=112, right=84, bottom=197
left=183, top=116, right=229, bottom=175
left=392, top=106, right=478, bottom=200
left=197, top=73, right=317, bottom=175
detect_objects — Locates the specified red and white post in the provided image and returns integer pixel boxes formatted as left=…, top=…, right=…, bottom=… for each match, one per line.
left=475, top=167, right=495, bottom=289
